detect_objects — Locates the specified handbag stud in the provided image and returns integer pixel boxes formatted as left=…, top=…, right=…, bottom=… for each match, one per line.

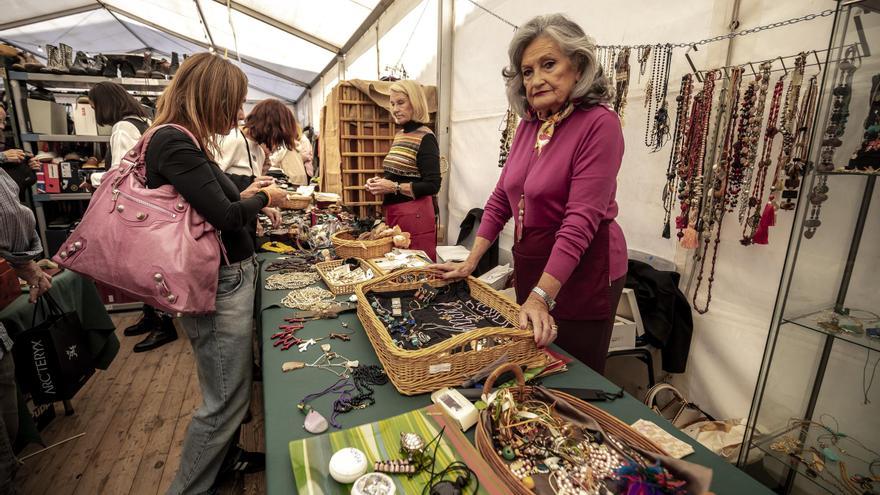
left=116, top=204, right=125, bottom=212
left=175, top=203, right=185, bottom=211
left=154, top=273, right=164, bottom=282
left=73, top=241, right=82, bottom=249
left=167, top=294, right=177, bottom=303
left=136, top=212, right=146, bottom=220
left=59, top=250, right=68, bottom=259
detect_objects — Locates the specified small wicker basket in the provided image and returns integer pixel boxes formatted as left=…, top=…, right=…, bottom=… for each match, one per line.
left=331, top=230, right=394, bottom=259
left=354, top=269, right=542, bottom=395
left=279, top=193, right=311, bottom=210
left=475, top=363, right=668, bottom=495
left=315, top=258, right=377, bottom=295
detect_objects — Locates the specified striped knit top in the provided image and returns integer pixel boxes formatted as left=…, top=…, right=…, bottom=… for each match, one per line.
left=382, top=121, right=441, bottom=206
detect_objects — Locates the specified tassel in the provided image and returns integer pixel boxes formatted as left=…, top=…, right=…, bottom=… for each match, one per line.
left=752, top=201, right=776, bottom=245
left=662, top=221, right=671, bottom=239
left=680, top=227, right=699, bottom=249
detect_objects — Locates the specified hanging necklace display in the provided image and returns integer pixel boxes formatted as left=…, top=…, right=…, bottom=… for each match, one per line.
left=805, top=47, right=858, bottom=239
left=751, top=53, right=808, bottom=245
left=676, top=70, right=717, bottom=247
left=644, top=44, right=673, bottom=151
left=736, top=62, right=774, bottom=221
left=662, top=74, right=694, bottom=238
left=613, top=47, right=632, bottom=119
left=847, top=73, right=880, bottom=171
left=692, top=68, right=743, bottom=314
left=729, top=63, right=772, bottom=215
left=741, top=72, right=785, bottom=245
left=780, top=73, right=819, bottom=210
left=498, top=107, right=519, bottom=168
left=637, top=46, right=652, bottom=83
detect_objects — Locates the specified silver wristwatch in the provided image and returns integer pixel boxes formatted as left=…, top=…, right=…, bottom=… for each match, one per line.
left=530, top=286, right=556, bottom=311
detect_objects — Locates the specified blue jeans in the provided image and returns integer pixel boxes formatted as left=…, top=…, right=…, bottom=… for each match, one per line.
left=0, top=351, right=18, bottom=495
left=167, top=257, right=257, bottom=495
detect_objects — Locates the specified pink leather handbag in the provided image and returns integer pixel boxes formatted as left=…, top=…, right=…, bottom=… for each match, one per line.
left=53, top=124, right=226, bottom=315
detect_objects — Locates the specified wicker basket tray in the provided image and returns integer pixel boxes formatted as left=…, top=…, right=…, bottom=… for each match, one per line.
left=331, top=229, right=394, bottom=259
left=475, top=363, right=668, bottom=495
left=315, top=258, right=377, bottom=295
left=354, top=268, right=542, bottom=395
left=279, top=193, right=311, bottom=210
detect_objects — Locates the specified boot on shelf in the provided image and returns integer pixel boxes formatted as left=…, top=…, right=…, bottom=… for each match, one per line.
left=41, top=45, right=64, bottom=73
left=135, top=50, right=152, bottom=78
left=89, top=53, right=105, bottom=76
left=102, top=56, right=118, bottom=78
left=169, top=52, right=179, bottom=76
left=118, top=59, right=136, bottom=78
left=22, top=51, right=44, bottom=72
left=58, top=43, right=73, bottom=73
left=68, top=51, right=90, bottom=75
left=151, top=56, right=166, bottom=79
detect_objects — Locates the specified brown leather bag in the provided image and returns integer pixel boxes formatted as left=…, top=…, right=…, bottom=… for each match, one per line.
left=0, top=259, right=21, bottom=310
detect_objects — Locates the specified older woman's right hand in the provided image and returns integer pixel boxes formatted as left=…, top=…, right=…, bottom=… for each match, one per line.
left=430, top=260, right=476, bottom=280
left=3, top=149, right=26, bottom=163
left=260, top=185, right=288, bottom=207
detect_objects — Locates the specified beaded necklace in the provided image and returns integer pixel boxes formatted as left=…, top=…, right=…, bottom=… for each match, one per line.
left=644, top=44, right=673, bottom=150
left=264, top=271, right=320, bottom=290
left=662, top=74, right=694, bottom=238
left=741, top=73, right=785, bottom=245
left=725, top=79, right=758, bottom=211
left=780, top=73, right=819, bottom=210
left=498, top=107, right=519, bottom=168
left=692, top=68, right=743, bottom=314
left=637, top=46, right=652, bottom=83
left=613, top=47, right=632, bottom=119
left=736, top=62, right=774, bottom=221
left=677, top=70, right=717, bottom=247
left=805, top=47, right=858, bottom=239
left=281, top=286, right=335, bottom=310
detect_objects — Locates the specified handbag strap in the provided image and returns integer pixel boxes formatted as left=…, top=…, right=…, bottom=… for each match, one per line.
left=30, top=292, right=64, bottom=326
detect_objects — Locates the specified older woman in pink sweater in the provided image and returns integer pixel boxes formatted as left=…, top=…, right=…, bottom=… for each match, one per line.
left=434, top=14, right=627, bottom=374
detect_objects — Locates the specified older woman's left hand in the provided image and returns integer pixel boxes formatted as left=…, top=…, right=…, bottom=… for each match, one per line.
left=365, top=177, right=397, bottom=195
left=519, top=294, right=557, bottom=348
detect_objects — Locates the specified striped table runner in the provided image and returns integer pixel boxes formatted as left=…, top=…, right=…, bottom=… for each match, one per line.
left=290, top=404, right=509, bottom=494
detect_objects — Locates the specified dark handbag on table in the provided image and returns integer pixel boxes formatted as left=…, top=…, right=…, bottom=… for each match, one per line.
left=12, top=293, right=95, bottom=405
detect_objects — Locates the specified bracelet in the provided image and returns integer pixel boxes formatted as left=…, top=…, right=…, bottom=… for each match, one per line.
left=258, top=189, right=272, bottom=208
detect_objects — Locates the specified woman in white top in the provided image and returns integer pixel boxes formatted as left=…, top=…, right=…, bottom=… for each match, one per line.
left=89, top=81, right=177, bottom=353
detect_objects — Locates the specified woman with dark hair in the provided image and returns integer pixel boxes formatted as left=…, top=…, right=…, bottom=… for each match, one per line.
left=253, top=101, right=311, bottom=184
left=88, top=81, right=178, bottom=353
left=147, top=52, right=285, bottom=494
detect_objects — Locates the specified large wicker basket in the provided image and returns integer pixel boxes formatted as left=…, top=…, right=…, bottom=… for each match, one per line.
left=475, top=363, right=668, bottom=495
left=315, top=258, right=377, bottom=295
left=331, top=230, right=394, bottom=259
left=354, top=268, right=542, bottom=395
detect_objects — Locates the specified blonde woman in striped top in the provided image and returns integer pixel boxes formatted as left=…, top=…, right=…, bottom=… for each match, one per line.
left=365, top=80, right=441, bottom=260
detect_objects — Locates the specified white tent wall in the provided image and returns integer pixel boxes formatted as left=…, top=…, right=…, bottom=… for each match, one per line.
left=439, top=0, right=880, bottom=439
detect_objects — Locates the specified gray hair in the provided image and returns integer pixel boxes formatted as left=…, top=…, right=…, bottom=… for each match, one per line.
left=503, top=14, right=614, bottom=118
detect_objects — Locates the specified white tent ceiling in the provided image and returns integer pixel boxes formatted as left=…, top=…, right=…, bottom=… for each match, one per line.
left=0, top=0, right=387, bottom=102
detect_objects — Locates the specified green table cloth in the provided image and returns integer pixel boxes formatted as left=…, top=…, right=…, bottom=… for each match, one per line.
left=257, top=254, right=770, bottom=495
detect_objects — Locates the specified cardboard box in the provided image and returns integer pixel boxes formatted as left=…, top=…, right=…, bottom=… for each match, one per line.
left=477, top=263, right=513, bottom=290
left=27, top=99, right=68, bottom=135
left=435, top=245, right=471, bottom=263
left=609, top=315, right=637, bottom=351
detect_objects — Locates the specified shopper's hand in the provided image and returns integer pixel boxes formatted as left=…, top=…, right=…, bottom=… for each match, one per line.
left=13, top=261, right=52, bottom=303
left=365, top=177, right=396, bottom=195
left=241, top=178, right=275, bottom=199
left=3, top=149, right=26, bottom=163
left=430, top=260, right=477, bottom=280
left=519, top=294, right=556, bottom=348
left=29, top=158, right=41, bottom=171
left=262, top=207, right=282, bottom=228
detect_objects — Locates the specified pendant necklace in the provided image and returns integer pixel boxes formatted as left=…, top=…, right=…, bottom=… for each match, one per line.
left=662, top=74, right=694, bottom=238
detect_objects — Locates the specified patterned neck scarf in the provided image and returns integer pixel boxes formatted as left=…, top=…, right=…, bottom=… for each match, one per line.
left=534, top=102, right=575, bottom=153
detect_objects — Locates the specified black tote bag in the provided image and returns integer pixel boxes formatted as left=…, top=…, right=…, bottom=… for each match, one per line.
left=12, top=293, right=95, bottom=405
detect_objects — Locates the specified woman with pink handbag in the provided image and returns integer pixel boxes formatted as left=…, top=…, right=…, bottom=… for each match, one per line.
left=143, top=53, right=286, bottom=494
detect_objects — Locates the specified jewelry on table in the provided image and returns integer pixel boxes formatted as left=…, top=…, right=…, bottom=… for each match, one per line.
left=325, top=261, right=373, bottom=286
left=265, top=271, right=320, bottom=290
left=281, top=286, right=335, bottom=310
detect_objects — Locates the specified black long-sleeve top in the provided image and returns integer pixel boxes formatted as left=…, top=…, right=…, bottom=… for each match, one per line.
left=145, top=126, right=268, bottom=263
left=382, top=121, right=441, bottom=206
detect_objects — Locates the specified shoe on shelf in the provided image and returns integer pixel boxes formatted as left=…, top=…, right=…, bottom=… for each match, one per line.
left=132, top=317, right=177, bottom=352
left=41, top=44, right=64, bottom=73
left=23, top=51, right=44, bottom=72
left=135, top=50, right=152, bottom=78
left=118, top=59, right=136, bottom=78
left=88, top=53, right=106, bottom=76
left=58, top=43, right=73, bottom=73
left=69, top=51, right=91, bottom=75
left=169, top=52, right=179, bottom=76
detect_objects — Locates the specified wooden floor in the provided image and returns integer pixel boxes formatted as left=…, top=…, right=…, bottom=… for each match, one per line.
left=16, top=312, right=266, bottom=495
